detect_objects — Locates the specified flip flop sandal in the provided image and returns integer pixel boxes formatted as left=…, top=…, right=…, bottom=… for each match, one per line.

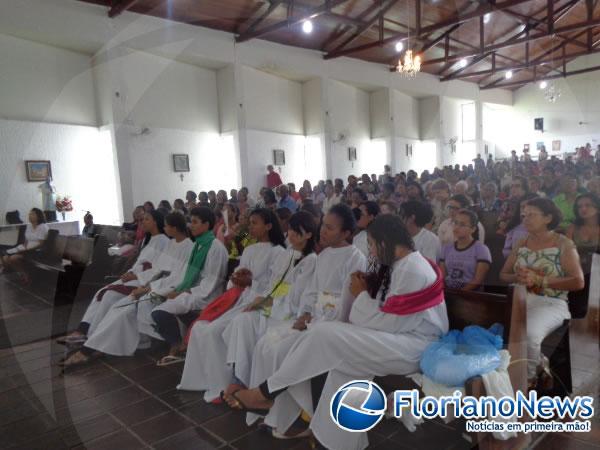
left=56, top=335, right=87, bottom=346
left=156, top=355, right=185, bottom=366
left=271, top=428, right=313, bottom=440
left=220, top=390, right=270, bottom=415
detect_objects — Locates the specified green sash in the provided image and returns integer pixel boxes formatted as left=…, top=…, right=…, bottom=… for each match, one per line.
left=175, top=231, right=215, bottom=293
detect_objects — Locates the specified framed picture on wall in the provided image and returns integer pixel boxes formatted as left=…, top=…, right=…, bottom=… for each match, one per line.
left=536, top=141, right=545, bottom=151
left=25, top=160, right=52, bottom=182
left=273, top=149, right=286, bottom=166
left=348, top=147, right=357, bottom=161
left=172, top=154, right=190, bottom=172
left=552, top=140, right=561, bottom=152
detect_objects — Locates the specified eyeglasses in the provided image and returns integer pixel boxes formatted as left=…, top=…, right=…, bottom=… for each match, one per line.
left=452, top=220, right=471, bottom=228
left=446, top=205, right=460, bottom=211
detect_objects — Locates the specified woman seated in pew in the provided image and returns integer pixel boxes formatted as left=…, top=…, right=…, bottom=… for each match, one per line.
left=179, top=212, right=317, bottom=401
left=0, top=208, right=49, bottom=283
left=439, top=209, right=491, bottom=291
left=223, top=214, right=448, bottom=449
left=500, top=197, right=584, bottom=389
left=61, top=212, right=196, bottom=366
left=502, top=193, right=537, bottom=258
left=57, top=210, right=169, bottom=345
left=566, top=193, right=600, bottom=276
left=175, top=208, right=286, bottom=391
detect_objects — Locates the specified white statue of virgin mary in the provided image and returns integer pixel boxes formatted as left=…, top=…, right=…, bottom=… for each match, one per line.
left=38, top=176, right=57, bottom=211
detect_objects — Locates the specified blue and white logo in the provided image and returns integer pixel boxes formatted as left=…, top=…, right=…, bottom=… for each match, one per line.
left=330, top=380, right=387, bottom=432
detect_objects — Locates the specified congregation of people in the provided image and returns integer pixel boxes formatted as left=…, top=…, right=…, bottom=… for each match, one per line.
left=2, top=143, right=599, bottom=450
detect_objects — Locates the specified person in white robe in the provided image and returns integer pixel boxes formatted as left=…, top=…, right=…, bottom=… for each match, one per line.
left=223, top=214, right=449, bottom=450
left=61, top=213, right=195, bottom=364
left=217, top=212, right=318, bottom=395
left=243, top=204, right=367, bottom=427
left=352, top=201, right=380, bottom=259
left=399, top=200, right=441, bottom=261
left=177, top=208, right=287, bottom=396
left=58, top=211, right=169, bottom=344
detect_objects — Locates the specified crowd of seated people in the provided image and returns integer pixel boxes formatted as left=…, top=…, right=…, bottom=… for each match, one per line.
left=3, top=144, right=597, bottom=449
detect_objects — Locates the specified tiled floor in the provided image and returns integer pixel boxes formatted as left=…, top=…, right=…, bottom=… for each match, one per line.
left=0, top=275, right=598, bottom=449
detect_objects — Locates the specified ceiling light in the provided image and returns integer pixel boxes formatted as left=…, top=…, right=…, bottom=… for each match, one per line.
left=302, top=20, right=313, bottom=34
left=483, top=13, right=491, bottom=24
left=395, top=41, right=404, bottom=52
left=505, top=70, right=513, bottom=79
left=459, top=58, right=468, bottom=68
left=539, top=81, right=548, bottom=89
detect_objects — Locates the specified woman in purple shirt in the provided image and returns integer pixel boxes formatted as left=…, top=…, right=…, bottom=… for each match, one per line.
left=440, top=209, right=491, bottom=291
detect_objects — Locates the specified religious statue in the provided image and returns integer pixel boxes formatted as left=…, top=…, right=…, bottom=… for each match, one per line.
left=38, top=176, right=57, bottom=211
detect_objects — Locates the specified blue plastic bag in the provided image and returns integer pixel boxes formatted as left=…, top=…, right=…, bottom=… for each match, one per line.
left=419, top=324, right=504, bottom=387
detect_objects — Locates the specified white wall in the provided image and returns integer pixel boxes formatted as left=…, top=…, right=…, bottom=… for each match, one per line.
left=327, top=80, right=373, bottom=179
left=243, top=67, right=304, bottom=135
left=303, top=78, right=324, bottom=135
left=0, top=119, right=120, bottom=225
left=370, top=89, right=390, bottom=139
left=511, top=55, right=600, bottom=155
left=0, top=33, right=96, bottom=126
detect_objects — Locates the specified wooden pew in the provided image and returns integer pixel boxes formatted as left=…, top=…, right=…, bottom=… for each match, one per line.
left=376, top=286, right=528, bottom=450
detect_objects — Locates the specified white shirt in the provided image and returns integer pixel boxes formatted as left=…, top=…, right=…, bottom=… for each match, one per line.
left=24, top=223, right=49, bottom=249
left=131, top=234, right=170, bottom=275
left=413, top=228, right=441, bottom=262
left=437, top=218, right=485, bottom=247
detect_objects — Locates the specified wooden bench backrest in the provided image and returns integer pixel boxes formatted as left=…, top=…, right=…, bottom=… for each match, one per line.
left=95, top=225, right=123, bottom=245
left=63, top=236, right=95, bottom=265
left=444, top=288, right=513, bottom=343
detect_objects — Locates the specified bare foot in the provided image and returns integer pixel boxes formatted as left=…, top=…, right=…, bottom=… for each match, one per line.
left=223, top=387, right=274, bottom=411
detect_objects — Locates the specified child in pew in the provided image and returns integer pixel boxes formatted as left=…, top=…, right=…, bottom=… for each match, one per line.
left=439, top=209, right=491, bottom=291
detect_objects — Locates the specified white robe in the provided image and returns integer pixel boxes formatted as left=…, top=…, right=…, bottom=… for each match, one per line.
left=353, top=230, right=369, bottom=258
left=245, top=245, right=366, bottom=424
left=80, top=233, right=170, bottom=335
left=84, top=238, right=226, bottom=356
left=222, top=249, right=317, bottom=388
left=413, top=228, right=441, bottom=262
left=177, top=242, right=285, bottom=400
left=263, top=252, right=449, bottom=450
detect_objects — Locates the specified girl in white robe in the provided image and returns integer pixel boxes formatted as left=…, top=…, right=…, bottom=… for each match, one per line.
left=224, top=214, right=449, bottom=450
left=59, top=211, right=169, bottom=343
left=177, top=208, right=286, bottom=400
left=67, top=213, right=195, bottom=360
left=220, top=212, right=318, bottom=392
left=245, top=204, right=367, bottom=426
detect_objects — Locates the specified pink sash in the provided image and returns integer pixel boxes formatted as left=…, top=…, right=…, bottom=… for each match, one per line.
left=380, top=259, right=444, bottom=316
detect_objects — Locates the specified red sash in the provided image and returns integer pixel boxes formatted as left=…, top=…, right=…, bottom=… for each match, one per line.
left=379, top=259, right=444, bottom=315
left=183, top=287, right=245, bottom=344
left=96, top=284, right=137, bottom=302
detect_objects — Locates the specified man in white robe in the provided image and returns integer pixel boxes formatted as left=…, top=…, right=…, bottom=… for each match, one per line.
left=400, top=200, right=441, bottom=262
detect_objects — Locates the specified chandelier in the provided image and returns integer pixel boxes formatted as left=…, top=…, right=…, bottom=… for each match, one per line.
left=396, top=50, right=421, bottom=77
left=544, top=82, right=561, bottom=103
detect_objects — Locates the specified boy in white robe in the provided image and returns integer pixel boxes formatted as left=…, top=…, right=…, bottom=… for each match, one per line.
left=223, top=214, right=449, bottom=450
left=400, top=200, right=441, bottom=262
left=177, top=208, right=286, bottom=395
left=58, top=211, right=169, bottom=344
